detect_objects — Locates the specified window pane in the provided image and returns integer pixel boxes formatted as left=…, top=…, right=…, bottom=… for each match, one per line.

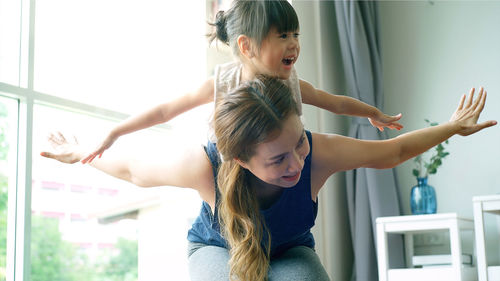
left=34, top=0, right=206, bottom=115
left=32, top=105, right=201, bottom=280
left=0, top=95, right=18, bottom=281
left=0, top=0, right=22, bottom=85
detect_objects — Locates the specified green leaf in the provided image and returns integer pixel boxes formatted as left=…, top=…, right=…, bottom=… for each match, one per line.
left=429, top=167, right=437, bottom=174
left=412, top=169, right=420, bottom=177
left=438, top=151, right=449, bottom=158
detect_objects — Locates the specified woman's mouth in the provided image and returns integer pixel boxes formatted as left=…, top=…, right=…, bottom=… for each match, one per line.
left=282, top=172, right=300, bottom=182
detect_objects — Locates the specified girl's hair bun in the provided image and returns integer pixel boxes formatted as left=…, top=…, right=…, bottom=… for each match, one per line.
left=215, top=10, right=228, bottom=44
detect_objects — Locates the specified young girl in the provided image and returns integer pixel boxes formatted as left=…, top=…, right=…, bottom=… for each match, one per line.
left=42, top=76, right=496, bottom=281
left=81, top=0, right=403, bottom=164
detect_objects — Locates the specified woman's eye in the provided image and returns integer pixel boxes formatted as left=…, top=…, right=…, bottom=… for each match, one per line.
left=297, top=136, right=305, bottom=148
left=273, top=157, right=285, bottom=165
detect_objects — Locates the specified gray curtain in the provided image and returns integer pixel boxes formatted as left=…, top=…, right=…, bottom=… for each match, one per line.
left=333, top=2, right=405, bottom=281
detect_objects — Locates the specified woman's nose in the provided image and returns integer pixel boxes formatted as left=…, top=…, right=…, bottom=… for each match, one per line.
left=288, top=151, right=303, bottom=173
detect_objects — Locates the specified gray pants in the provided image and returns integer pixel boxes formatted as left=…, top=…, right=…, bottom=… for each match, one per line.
left=187, top=242, right=331, bottom=281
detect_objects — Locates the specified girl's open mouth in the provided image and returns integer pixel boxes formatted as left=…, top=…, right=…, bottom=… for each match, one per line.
left=282, top=57, right=295, bottom=66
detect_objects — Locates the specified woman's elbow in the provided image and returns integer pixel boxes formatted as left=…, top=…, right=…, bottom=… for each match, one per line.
left=370, top=151, right=403, bottom=170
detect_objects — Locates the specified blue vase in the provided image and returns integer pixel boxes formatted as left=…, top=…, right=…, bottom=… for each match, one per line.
left=410, top=177, right=437, bottom=215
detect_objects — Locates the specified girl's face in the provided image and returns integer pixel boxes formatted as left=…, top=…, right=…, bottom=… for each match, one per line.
left=250, top=26, right=300, bottom=80
left=238, top=114, right=309, bottom=188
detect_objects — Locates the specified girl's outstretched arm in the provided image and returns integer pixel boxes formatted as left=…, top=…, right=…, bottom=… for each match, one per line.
left=81, top=78, right=215, bottom=164
left=299, top=79, right=403, bottom=131
left=312, top=87, right=496, bottom=179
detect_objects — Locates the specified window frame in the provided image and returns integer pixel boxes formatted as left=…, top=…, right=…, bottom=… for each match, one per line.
left=0, top=0, right=173, bottom=279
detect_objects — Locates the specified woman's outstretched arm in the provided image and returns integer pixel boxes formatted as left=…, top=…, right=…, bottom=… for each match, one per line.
left=41, top=132, right=215, bottom=194
left=313, top=87, right=497, bottom=178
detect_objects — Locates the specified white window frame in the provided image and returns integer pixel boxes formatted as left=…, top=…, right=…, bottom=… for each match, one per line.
left=0, top=0, right=170, bottom=279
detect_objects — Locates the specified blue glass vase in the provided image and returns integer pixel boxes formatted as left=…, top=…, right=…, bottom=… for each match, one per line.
left=410, top=177, right=437, bottom=215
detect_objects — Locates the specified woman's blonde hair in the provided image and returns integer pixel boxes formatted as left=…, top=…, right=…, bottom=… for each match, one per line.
left=213, top=75, right=299, bottom=281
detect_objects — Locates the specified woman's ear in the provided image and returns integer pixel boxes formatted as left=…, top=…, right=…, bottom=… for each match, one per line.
left=237, top=35, right=254, bottom=59
left=234, top=157, right=249, bottom=169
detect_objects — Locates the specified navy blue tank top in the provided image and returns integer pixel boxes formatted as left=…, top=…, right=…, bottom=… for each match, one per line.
left=187, top=131, right=317, bottom=257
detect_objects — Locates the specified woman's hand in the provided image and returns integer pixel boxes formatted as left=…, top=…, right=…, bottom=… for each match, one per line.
left=40, top=132, right=84, bottom=164
left=449, top=87, right=497, bottom=136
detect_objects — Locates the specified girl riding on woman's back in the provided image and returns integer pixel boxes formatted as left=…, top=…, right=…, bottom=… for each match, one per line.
left=81, top=0, right=403, bottom=163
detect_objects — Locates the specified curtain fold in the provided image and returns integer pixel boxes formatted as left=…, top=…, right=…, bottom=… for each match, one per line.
left=334, top=2, right=405, bottom=280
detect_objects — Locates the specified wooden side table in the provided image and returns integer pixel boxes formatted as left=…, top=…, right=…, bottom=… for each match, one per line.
left=473, top=194, right=500, bottom=281
left=376, top=213, right=476, bottom=281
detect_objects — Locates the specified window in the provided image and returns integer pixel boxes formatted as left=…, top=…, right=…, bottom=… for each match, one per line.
left=1, top=0, right=209, bottom=280
left=0, top=96, right=18, bottom=281
left=0, top=0, right=22, bottom=85
left=34, top=0, right=206, bottom=114
left=32, top=105, right=202, bottom=280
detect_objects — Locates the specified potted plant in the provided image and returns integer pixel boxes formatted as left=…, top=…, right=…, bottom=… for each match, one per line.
left=410, top=119, right=450, bottom=215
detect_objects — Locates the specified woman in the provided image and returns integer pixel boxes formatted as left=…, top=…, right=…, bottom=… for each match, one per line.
left=42, top=76, right=496, bottom=281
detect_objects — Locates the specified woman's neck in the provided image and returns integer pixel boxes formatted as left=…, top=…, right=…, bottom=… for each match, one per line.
left=248, top=172, right=284, bottom=209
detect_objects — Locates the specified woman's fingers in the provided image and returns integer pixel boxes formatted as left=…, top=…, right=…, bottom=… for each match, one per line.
left=456, top=93, right=466, bottom=111
left=40, top=151, right=53, bottom=159
left=462, top=120, right=498, bottom=136
left=474, top=90, right=487, bottom=115
left=465, top=87, right=475, bottom=108
left=470, top=87, right=484, bottom=112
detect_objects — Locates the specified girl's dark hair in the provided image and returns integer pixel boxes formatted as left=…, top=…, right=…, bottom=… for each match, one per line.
left=208, top=0, right=299, bottom=56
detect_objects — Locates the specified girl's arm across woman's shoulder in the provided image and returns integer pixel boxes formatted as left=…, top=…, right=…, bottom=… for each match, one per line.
left=41, top=132, right=216, bottom=204
left=299, top=79, right=403, bottom=131
left=311, top=87, right=496, bottom=186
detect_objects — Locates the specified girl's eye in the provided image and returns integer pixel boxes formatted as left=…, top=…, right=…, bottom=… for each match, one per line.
left=294, top=33, right=300, bottom=38
left=279, top=33, right=288, bottom=39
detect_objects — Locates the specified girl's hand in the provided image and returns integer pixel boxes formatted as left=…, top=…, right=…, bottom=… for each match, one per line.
left=80, top=134, right=117, bottom=164
left=40, top=132, right=84, bottom=164
left=369, top=112, right=403, bottom=131
left=449, top=87, right=497, bottom=136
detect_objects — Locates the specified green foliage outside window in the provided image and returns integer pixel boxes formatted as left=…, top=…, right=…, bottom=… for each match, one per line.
left=0, top=102, right=9, bottom=281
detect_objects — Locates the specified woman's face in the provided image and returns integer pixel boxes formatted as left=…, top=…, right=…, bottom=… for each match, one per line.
left=238, top=114, right=309, bottom=188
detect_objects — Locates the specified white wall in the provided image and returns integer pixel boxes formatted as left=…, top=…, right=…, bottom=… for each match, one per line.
left=293, top=1, right=353, bottom=280
left=380, top=1, right=500, bottom=263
